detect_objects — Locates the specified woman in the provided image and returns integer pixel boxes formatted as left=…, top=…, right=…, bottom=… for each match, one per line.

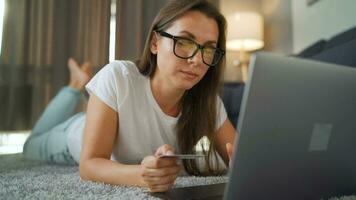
left=23, top=0, right=236, bottom=192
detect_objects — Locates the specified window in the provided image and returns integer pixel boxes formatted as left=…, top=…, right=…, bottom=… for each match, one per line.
left=0, top=0, right=5, bottom=56
left=109, top=0, right=117, bottom=62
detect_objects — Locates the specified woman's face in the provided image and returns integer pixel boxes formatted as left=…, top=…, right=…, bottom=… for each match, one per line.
left=151, top=10, right=219, bottom=90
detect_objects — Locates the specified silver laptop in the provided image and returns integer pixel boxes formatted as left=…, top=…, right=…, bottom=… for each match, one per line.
left=225, top=52, right=356, bottom=200
left=152, top=53, right=356, bottom=200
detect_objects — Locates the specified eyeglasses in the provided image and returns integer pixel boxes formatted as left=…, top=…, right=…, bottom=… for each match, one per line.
left=155, top=30, right=225, bottom=67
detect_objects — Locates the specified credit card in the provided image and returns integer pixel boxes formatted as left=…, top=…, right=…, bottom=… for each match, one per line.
left=159, top=154, right=205, bottom=160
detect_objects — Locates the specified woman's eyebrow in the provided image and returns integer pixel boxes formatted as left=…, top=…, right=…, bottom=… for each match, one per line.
left=179, top=30, right=217, bottom=45
left=179, top=30, right=196, bottom=39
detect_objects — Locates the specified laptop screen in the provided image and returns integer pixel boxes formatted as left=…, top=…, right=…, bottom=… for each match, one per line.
left=225, top=53, right=356, bottom=200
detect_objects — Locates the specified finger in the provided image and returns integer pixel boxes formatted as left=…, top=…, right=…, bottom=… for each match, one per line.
left=155, top=144, right=175, bottom=157
left=226, top=143, right=233, bottom=161
left=142, top=165, right=181, bottom=177
left=143, top=174, right=177, bottom=186
left=141, top=155, right=157, bottom=168
left=142, top=155, right=178, bottom=168
left=144, top=180, right=175, bottom=189
left=156, top=157, right=179, bottom=168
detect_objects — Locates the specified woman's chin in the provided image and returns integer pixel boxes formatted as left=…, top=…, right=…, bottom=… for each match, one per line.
left=175, top=80, right=197, bottom=90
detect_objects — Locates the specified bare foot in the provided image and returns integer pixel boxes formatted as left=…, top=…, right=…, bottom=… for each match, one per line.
left=68, top=58, right=92, bottom=90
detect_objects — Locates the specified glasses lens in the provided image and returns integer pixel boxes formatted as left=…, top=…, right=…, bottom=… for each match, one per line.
left=203, top=47, right=222, bottom=66
left=174, top=38, right=197, bottom=58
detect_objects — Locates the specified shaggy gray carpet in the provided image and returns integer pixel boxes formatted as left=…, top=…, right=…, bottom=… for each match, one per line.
left=0, top=153, right=228, bottom=199
left=1, top=153, right=355, bottom=200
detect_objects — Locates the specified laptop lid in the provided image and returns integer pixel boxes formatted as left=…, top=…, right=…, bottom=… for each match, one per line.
left=225, top=53, right=356, bottom=200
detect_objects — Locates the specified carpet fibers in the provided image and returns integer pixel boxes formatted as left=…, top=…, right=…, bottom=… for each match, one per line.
left=1, top=154, right=355, bottom=200
left=0, top=154, right=228, bottom=199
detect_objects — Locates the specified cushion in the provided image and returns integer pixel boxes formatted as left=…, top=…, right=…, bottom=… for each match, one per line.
left=298, top=40, right=327, bottom=58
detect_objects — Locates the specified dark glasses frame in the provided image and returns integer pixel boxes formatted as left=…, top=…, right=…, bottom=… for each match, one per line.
left=155, top=30, right=225, bottom=67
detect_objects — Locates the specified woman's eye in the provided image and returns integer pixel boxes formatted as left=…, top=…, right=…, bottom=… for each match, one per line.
left=204, top=47, right=215, bottom=55
left=177, top=39, right=194, bottom=48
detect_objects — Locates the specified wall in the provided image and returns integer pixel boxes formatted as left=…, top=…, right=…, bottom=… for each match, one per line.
left=292, top=0, right=356, bottom=53
left=261, top=0, right=293, bottom=54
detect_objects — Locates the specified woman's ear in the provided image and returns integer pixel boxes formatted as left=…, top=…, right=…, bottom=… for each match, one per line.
left=150, top=32, right=158, bottom=55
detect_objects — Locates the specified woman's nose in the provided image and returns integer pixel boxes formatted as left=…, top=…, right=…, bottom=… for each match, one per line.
left=188, top=50, right=203, bottom=66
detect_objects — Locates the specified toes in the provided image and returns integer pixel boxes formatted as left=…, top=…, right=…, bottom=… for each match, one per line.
left=68, top=58, right=80, bottom=69
left=81, top=62, right=93, bottom=77
left=81, top=62, right=92, bottom=71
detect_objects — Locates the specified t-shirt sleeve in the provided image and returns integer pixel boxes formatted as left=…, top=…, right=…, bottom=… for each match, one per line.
left=85, top=63, right=119, bottom=112
left=216, top=96, right=228, bottom=130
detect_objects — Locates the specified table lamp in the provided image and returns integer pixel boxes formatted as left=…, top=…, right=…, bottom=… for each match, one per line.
left=227, top=12, right=264, bottom=82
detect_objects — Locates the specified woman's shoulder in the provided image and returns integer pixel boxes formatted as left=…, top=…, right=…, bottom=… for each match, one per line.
left=103, top=60, right=142, bottom=80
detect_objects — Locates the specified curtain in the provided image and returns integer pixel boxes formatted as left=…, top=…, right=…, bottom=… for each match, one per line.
left=70, top=0, right=111, bottom=68
left=115, top=0, right=168, bottom=60
left=0, top=0, right=111, bottom=130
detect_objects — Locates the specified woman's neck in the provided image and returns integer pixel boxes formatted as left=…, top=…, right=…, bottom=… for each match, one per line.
left=150, top=75, right=184, bottom=117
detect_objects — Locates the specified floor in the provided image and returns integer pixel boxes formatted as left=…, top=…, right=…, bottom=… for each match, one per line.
left=0, top=131, right=209, bottom=155
left=0, top=131, right=30, bottom=154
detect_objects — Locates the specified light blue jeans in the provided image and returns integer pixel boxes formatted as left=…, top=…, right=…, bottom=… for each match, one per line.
left=23, top=87, right=84, bottom=165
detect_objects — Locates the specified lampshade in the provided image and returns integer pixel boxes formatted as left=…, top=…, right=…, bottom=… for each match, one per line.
left=227, top=12, right=264, bottom=51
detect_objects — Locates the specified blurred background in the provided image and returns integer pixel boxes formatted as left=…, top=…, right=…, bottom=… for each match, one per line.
left=0, top=0, right=355, bottom=154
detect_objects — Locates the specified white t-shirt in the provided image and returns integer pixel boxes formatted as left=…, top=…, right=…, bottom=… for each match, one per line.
left=66, top=60, right=227, bottom=165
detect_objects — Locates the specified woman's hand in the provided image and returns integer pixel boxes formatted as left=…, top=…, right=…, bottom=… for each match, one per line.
left=226, top=143, right=234, bottom=167
left=140, top=144, right=181, bottom=192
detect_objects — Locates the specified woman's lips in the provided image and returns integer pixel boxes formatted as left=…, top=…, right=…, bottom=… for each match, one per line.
left=180, top=71, right=198, bottom=80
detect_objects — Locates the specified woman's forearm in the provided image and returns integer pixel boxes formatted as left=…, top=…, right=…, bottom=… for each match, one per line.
left=79, top=158, right=146, bottom=187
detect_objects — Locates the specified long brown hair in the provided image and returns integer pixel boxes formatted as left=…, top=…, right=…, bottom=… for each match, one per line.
left=137, top=0, right=227, bottom=176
